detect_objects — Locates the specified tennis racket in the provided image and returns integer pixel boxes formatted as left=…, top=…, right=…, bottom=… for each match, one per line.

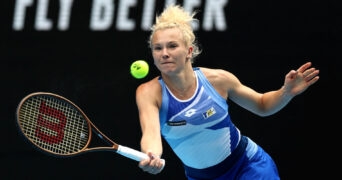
left=16, top=92, right=164, bottom=164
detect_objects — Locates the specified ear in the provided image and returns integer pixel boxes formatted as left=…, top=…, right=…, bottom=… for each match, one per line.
left=187, top=46, right=193, bottom=59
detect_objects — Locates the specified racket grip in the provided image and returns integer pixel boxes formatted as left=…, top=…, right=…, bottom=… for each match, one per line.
left=116, top=145, right=149, bottom=161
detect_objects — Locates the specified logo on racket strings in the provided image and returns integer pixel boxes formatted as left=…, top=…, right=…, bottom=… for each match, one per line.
left=36, top=101, right=67, bottom=144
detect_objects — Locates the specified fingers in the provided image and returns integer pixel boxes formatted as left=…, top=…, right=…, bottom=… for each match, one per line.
left=138, top=154, right=165, bottom=175
left=295, top=62, right=320, bottom=81
left=286, top=70, right=298, bottom=79
left=288, top=62, right=313, bottom=80
left=296, top=62, right=312, bottom=73
left=160, top=159, right=166, bottom=171
left=150, top=156, right=165, bottom=174
left=305, top=70, right=320, bottom=86
left=303, top=68, right=319, bottom=80
left=140, top=158, right=164, bottom=174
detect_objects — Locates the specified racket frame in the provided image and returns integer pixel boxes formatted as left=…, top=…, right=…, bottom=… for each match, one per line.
left=16, top=92, right=149, bottom=161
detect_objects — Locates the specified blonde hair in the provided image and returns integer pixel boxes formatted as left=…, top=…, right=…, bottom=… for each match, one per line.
left=148, top=5, right=201, bottom=63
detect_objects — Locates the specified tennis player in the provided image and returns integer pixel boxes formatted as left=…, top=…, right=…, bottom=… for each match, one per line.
left=136, top=4, right=319, bottom=179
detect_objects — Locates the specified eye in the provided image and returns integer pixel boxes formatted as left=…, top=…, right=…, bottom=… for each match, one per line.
left=153, top=46, right=162, bottom=51
left=168, top=43, right=178, bottom=49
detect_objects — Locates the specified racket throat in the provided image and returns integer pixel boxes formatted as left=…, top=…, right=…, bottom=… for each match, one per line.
left=113, top=144, right=119, bottom=150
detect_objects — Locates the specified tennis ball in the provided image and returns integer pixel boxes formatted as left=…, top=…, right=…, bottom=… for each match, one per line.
left=130, top=60, right=149, bottom=79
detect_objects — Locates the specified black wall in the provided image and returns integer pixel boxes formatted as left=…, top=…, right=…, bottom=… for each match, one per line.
left=3, top=0, right=340, bottom=179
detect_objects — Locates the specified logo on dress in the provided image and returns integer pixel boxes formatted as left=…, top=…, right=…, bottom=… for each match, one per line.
left=167, top=120, right=187, bottom=126
left=184, top=109, right=197, bottom=117
left=202, top=107, right=216, bottom=119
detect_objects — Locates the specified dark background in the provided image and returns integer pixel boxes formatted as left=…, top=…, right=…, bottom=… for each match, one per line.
left=2, top=0, right=340, bottom=179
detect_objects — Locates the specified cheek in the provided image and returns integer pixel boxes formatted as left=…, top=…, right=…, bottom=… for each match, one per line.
left=180, top=50, right=191, bottom=60
left=153, top=58, right=158, bottom=66
left=152, top=52, right=160, bottom=62
left=152, top=53, right=160, bottom=66
left=152, top=50, right=161, bottom=57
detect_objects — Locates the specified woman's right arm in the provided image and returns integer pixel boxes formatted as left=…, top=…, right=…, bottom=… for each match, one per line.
left=136, top=78, right=164, bottom=174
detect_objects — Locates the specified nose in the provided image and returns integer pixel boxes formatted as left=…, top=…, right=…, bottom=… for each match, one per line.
left=161, top=48, right=169, bottom=59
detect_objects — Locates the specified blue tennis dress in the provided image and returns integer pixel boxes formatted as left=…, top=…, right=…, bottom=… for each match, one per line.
left=158, top=68, right=280, bottom=180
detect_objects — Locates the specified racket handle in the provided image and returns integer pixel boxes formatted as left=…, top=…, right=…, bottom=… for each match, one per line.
left=117, top=145, right=149, bottom=161
left=117, top=145, right=166, bottom=170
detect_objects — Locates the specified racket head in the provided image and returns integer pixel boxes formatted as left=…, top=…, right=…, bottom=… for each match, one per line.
left=16, top=92, right=92, bottom=157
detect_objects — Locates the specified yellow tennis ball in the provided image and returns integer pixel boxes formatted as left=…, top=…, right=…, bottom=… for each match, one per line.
left=130, top=60, right=149, bottom=79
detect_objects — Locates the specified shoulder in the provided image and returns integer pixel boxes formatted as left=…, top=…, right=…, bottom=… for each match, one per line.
left=136, top=77, right=163, bottom=107
left=197, top=67, right=242, bottom=95
left=135, top=77, right=163, bottom=109
left=198, top=67, right=239, bottom=84
left=136, top=76, right=161, bottom=95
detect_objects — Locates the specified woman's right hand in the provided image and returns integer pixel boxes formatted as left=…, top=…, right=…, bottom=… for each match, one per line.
left=138, top=152, right=165, bottom=175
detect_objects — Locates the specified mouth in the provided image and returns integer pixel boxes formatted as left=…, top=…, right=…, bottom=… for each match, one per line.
left=160, top=61, right=173, bottom=65
left=158, top=61, right=175, bottom=70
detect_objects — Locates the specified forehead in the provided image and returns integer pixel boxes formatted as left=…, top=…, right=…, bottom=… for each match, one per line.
left=152, top=28, right=184, bottom=44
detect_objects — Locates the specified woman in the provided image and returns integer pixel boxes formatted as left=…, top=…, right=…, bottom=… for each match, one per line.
left=136, top=4, right=319, bottom=180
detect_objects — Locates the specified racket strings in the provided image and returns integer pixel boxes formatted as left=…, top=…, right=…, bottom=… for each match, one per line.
left=18, top=95, right=90, bottom=155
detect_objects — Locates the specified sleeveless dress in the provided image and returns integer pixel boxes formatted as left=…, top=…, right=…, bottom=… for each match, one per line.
left=158, top=67, right=280, bottom=180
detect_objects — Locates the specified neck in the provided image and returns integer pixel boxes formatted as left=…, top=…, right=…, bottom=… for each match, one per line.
left=163, top=71, right=197, bottom=99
